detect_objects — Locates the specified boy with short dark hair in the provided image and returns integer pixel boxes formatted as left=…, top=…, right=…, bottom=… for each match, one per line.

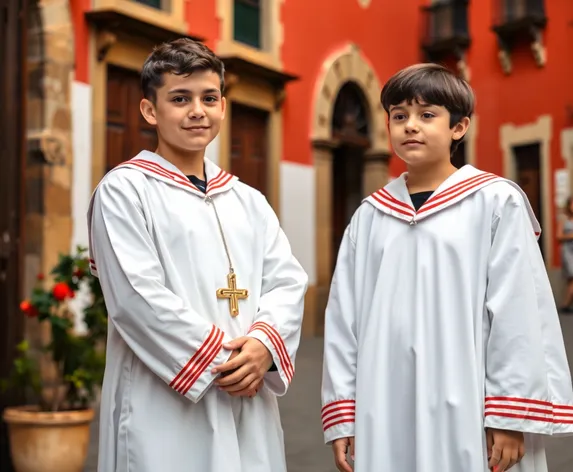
left=321, top=63, right=573, bottom=472
left=88, top=38, right=308, bottom=472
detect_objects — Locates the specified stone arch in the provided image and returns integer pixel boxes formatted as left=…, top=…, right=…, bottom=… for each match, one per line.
left=308, top=44, right=391, bottom=336
left=311, top=43, right=389, bottom=154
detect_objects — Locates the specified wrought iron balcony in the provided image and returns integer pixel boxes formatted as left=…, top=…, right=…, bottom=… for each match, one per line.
left=491, top=0, right=547, bottom=74
left=492, top=0, right=547, bottom=34
left=421, top=0, right=470, bottom=61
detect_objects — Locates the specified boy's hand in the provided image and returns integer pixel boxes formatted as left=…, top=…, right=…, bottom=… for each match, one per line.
left=212, top=337, right=273, bottom=396
left=218, top=349, right=240, bottom=377
left=486, top=428, right=525, bottom=472
left=332, top=437, right=354, bottom=472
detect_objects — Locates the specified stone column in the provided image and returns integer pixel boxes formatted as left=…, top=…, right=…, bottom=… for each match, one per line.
left=39, top=0, right=75, bottom=274
left=362, top=151, right=391, bottom=197
left=23, top=0, right=75, bottom=404
left=311, top=140, right=335, bottom=336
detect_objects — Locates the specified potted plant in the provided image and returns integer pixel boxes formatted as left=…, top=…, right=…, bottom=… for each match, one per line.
left=1, top=246, right=107, bottom=472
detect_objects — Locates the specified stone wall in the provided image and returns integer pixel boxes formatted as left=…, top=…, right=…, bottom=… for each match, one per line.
left=24, top=0, right=74, bottom=392
left=24, top=0, right=74, bottom=296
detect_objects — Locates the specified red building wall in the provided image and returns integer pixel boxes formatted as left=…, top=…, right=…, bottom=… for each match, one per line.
left=282, top=0, right=573, bottom=267
left=281, top=0, right=424, bottom=167
left=70, top=0, right=90, bottom=83
left=186, top=1, right=219, bottom=51
left=468, top=0, right=573, bottom=266
left=469, top=0, right=573, bottom=176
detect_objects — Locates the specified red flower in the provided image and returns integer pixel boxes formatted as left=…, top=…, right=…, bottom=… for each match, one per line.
left=73, top=268, right=84, bottom=278
left=20, top=300, right=39, bottom=317
left=53, top=282, right=73, bottom=301
left=36, top=273, right=45, bottom=281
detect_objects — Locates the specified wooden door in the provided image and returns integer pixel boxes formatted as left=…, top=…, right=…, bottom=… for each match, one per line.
left=230, top=103, right=268, bottom=196
left=106, top=65, right=157, bottom=172
left=514, top=143, right=543, bottom=256
left=332, top=145, right=364, bottom=265
left=0, top=0, right=27, bottom=468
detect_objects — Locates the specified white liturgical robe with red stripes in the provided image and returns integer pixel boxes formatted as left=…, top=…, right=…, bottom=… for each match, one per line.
left=87, top=151, right=307, bottom=472
left=321, top=165, right=573, bottom=472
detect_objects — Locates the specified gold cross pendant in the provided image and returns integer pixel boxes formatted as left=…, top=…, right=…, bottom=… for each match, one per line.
left=216, top=272, right=249, bottom=317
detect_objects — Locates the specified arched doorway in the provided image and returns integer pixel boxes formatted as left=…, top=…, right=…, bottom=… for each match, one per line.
left=308, top=44, right=391, bottom=335
left=331, top=82, right=371, bottom=264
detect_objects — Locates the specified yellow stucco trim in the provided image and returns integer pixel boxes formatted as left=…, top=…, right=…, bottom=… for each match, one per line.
left=215, top=0, right=283, bottom=70
left=311, top=43, right=389, bottom=154
left=500, top=115, right=552, bottom=264
left=92, top=0, right=187, bottom=36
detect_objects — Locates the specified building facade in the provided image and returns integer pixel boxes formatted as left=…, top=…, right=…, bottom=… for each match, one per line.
left=1, top=4, right=573, bottom=443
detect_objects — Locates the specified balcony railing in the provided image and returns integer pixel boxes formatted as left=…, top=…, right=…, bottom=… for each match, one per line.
left=421, top=0, right=470, bottom=59
left=492, top=0, right=547, bottom=32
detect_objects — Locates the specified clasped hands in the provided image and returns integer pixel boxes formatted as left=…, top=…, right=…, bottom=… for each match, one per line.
left=211, top=336, right=273, bottom=398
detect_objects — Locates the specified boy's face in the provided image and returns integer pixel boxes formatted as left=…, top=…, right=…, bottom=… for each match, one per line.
left=140, top=70, right=225, bottom=154
left=388, top=99, right=469, bottom=166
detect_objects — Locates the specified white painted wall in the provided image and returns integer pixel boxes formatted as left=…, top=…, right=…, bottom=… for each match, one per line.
left=71, top=81, right=93, bottom=251
left=279, top=162, right=316, bottom=285
left=70, top=80, right=93, bottom=334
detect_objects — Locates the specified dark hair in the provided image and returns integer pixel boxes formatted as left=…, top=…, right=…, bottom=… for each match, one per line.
left=141, top=38, right=225, bottom=101
left=380, top=63, right=474, bottom=153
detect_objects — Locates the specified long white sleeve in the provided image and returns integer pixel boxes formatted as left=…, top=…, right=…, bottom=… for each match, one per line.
left=484, top=188, right=573, bottom=435
left=246, top=201, right=308, bottom=396
left=321, top=226, right=357, bottom=444
left=88, top=173, right=232, bottom=403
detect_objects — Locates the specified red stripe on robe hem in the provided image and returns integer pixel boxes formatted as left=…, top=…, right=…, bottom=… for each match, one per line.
left=321, top=400, right=356, bottom=431
left=169, top=326, right=224, bottom=394
left=248, top=322, right=294, bottom=383
left=484, top=396, right=573, bottom=425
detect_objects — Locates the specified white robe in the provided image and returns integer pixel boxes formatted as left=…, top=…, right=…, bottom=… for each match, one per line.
left=87, top=151, right=308, bottom=472
left=321, top=165, right=573, bottom=472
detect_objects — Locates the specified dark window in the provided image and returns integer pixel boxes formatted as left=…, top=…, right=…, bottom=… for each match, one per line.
left=331, top=82, right=370, bottom=147
left=234, top=0, right=261, bottom=48
left=134, top=0, right=162, bottom=10
left=513, top=143, right=543, bottom=257
left=421, top=0, right=470, bottom=61
left=494, top=0, right=545, bottom=24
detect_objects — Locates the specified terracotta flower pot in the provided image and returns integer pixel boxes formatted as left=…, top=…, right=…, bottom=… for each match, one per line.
left=3, top=406, right=94, bottom=472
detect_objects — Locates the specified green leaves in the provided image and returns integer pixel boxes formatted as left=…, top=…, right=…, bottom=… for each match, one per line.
left=0, top=340, right=42, bottom=396
left=3, top=246, right=108, bottom=411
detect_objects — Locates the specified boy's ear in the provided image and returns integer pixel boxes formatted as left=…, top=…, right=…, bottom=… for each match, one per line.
left=452, top=116, right=471, bottom=141
left=140, top=98, right=157, bottom=126
left=221, top=96, right=227, bottom=121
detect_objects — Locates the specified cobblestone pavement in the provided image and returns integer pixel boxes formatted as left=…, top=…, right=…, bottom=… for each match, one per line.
left=85, top=315, right=573, bottom=472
